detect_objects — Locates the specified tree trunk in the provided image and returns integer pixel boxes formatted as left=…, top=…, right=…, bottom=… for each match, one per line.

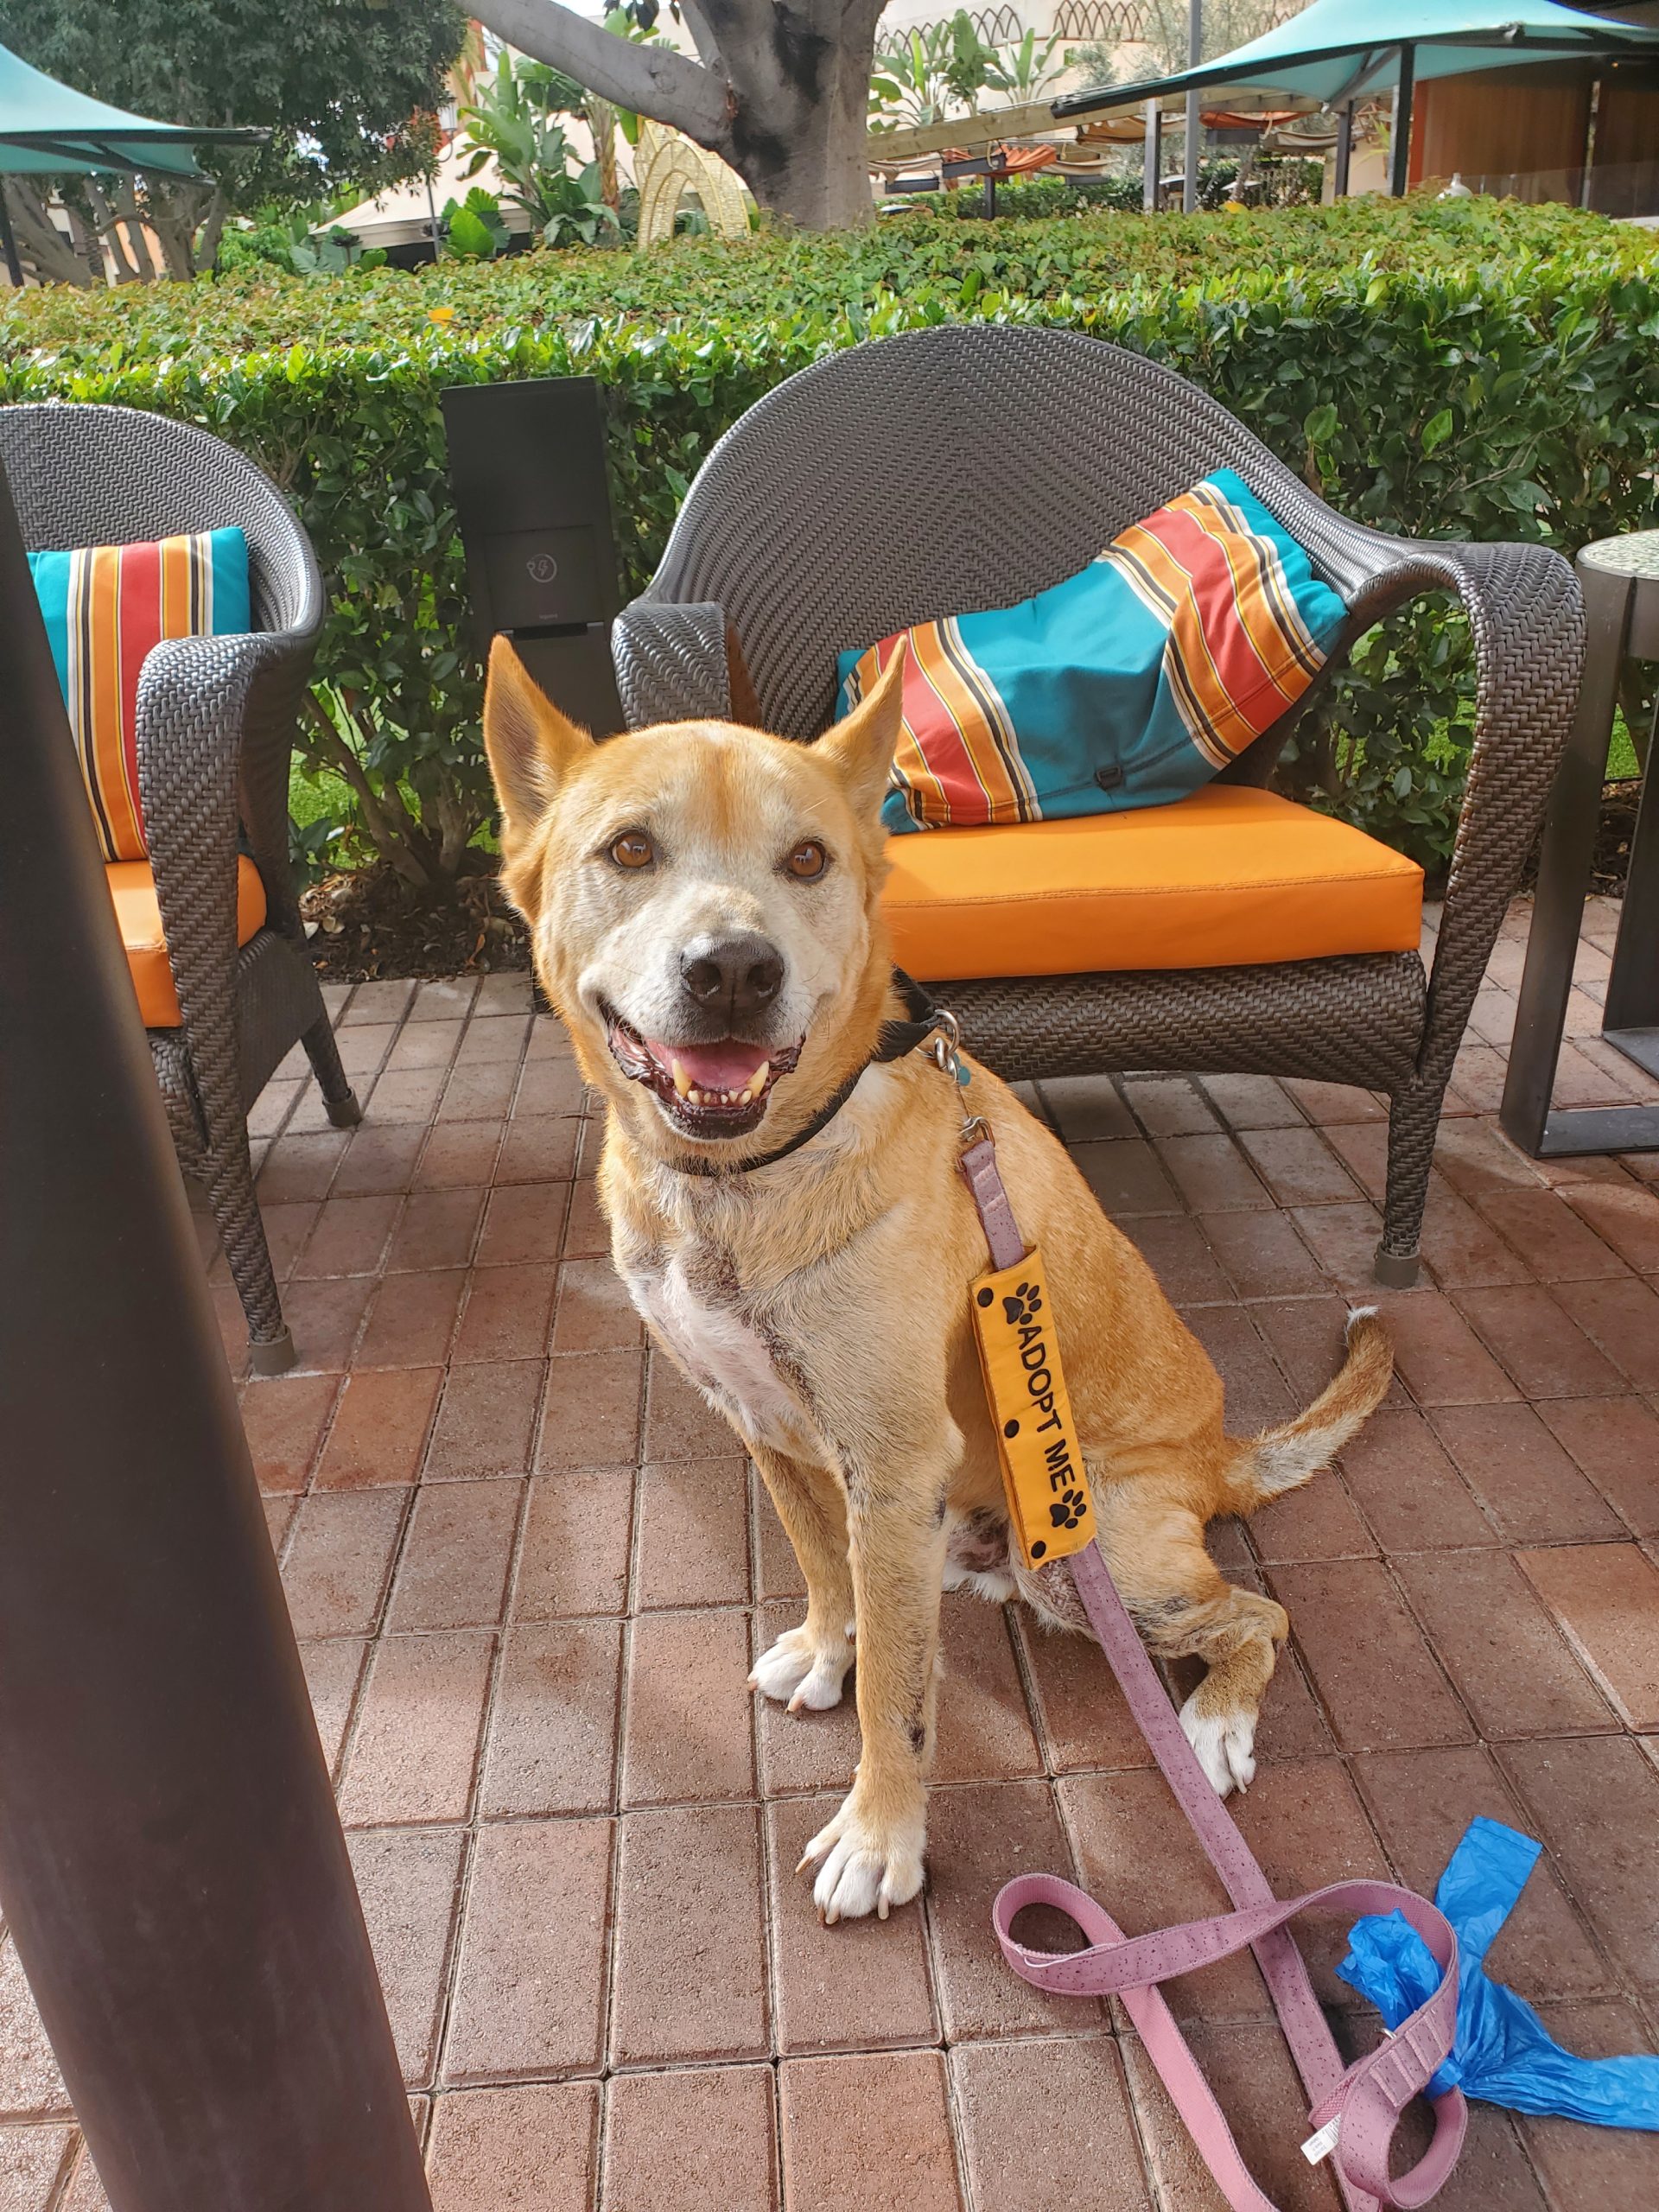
left=195, top=185, right=230, bottom=276
left=85, top=183, right=141, bottom=283
left=712, top=0, right=883, bottom=228
left=2, top=183, right=94, bottom=288
left=146, top=181, right=218, bottom=280
left=61, top=200, right=108, bottom=285
left=114, top=186, right=160, bottom=282
left=587, top=96, right=620, bottom=210
left=474, top=0, right=884, bottom=229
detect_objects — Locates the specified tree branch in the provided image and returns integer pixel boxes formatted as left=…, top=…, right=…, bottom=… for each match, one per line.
left=471, top=0, right=730, bottom=145
left=2, top=182, right=94, bottom=288
left=83, top=181, right=140, bottom=282
left=677, top=0, right=725, bottom=71
left=195, top=183, right=229, bottom=275
left=302, top=699, right=438, bottom=890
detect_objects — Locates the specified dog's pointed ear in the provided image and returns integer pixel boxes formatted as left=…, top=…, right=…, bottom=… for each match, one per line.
left=813, top=645, right=906, bottom=818
left=483, top=636, right=595, bottom=838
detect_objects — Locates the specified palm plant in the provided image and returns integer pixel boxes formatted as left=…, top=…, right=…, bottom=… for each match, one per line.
left=983, top=29, right=1067, bottom=103
left=457, top=48, right=619, bottom=246
left=869, top=14, right=992, bottom=129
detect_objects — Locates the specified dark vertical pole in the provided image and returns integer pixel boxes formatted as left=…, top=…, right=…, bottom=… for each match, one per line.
left=1144, top=100, right=1163, bottom=210
left=0, top=461, right=431, bottom=2209
left=1335, top=101, right=1354, bottom=199
left=0, top=183, right=23, bottom=289
left=1390, top=44, right=1415, bottom=196
left=1183, top=0, right=1203, bottom=212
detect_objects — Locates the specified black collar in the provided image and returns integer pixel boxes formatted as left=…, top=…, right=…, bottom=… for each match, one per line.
left=669, top=969, right=942, bottom=1178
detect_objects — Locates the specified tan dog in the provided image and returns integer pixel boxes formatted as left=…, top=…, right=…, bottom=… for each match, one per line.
left=484, top=639, right=1393, bottom=1924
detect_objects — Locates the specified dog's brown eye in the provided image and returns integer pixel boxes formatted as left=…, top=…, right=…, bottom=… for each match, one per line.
left=610, top=830, right=655, bottom=870
left=785, top=839, right=827, bottom=881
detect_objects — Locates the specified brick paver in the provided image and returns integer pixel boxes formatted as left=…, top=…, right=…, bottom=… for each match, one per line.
left=20, top=905, right=1659, bottom=2206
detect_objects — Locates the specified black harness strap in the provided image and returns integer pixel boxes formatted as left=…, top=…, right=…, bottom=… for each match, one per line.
left=669, top=969, right=943, bottom=1178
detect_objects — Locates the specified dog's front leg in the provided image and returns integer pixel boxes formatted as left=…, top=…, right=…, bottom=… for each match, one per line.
left=798, top=1421, right=957, bottom=1924
left=749, top=1445, right=856, bottom=1713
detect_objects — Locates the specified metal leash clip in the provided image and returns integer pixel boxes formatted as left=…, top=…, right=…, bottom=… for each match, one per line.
left=928, top=1007, right=968, bottom=1084
left=926, top=1007, right=988, bottom=1147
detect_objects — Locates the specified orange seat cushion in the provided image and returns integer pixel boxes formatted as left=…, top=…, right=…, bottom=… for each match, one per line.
left=880, top=785, right=1423, bottom=982
left=107, top=856, right=268, bottom=1027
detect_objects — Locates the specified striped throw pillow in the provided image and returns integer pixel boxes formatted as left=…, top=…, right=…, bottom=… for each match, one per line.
left=835, top=472, right=1346, bottom=836
left=29, top=527, right=251, bottom=861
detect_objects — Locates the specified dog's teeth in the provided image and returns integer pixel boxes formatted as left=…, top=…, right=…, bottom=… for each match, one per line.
left=671, top=1057, right=692, bottom=1098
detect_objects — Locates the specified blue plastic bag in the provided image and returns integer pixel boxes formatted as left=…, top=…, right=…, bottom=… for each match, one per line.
left=1338, top=1815, right=1659, bottom=2128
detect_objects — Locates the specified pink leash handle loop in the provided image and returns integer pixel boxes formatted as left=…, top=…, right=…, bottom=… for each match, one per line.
left=993, top=1871, right=1467, bottom=2212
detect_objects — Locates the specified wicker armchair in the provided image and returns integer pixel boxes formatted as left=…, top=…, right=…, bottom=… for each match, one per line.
left=0, top=402, right=359, bottom=1374
left=612, top=326, right=1583, bottom=1287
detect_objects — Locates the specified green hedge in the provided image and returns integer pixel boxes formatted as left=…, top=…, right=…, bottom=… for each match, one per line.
left=4, top=198, right=1657, bottom=882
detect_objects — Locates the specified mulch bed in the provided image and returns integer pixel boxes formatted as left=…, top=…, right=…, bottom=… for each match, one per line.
left=302, top=863, right=530, bottom=983
left=1592, top=779, right=1643, bottom=896
left=305, top=783, right=1640, bottom=984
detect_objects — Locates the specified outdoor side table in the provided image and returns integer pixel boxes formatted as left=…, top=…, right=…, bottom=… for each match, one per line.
left=1502, top=532, right=1659, bottom=1157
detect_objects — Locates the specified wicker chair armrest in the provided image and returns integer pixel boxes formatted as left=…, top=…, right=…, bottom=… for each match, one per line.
left=137, top=632, right=287, bottom=1149
left=613, top=599, right=732, bottom=728
left=1356, top=537, right=1582, bottom=1088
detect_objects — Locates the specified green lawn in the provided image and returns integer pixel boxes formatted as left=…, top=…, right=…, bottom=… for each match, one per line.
left=289, top=760, right=352, bottom=831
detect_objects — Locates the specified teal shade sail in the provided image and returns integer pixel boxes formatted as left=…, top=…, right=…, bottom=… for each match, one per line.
left=1053, top=0, right=1659, bottom=116
left=0, top=39, right=263, bottom=177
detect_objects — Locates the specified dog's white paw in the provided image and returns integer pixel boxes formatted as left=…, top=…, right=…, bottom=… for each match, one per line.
left=797, top=1796, right=925, bottom=1924
left=748, top=1625, right=851, bottom=1713
left=1179, top=1692, right=1257, bottom=1797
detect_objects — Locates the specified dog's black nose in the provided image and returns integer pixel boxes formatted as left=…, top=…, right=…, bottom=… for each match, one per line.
left=680, top=934, right=784, bottom=1022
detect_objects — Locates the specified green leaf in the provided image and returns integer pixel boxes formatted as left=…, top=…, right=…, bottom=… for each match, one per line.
left=1421, top=408, right=1454, bottom=454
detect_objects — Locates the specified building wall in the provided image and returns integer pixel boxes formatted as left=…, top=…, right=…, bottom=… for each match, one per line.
left=1408, top=63, right=1593, bottom=192
left=1592, top=65, right=1659, bottom=165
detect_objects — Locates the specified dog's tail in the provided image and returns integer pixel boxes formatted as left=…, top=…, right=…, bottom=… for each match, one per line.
left=1221, top=1306, right=1393, bottom=1515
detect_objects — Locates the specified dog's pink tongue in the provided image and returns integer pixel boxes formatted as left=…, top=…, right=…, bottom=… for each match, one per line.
left=649, top=1038, right=771, bottom=1091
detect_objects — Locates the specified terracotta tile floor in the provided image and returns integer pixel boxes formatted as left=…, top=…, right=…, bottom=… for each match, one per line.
left=9, top=896, right=1659, bottom=2209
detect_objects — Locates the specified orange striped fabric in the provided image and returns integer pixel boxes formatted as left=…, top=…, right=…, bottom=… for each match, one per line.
left=1101, top=478, right=1329, bottom=772
left=29, top=528, right=249, bottom=862
left=845, top=620, right=1039, bottom=831
left=835, top=470, right=1346, bottom=836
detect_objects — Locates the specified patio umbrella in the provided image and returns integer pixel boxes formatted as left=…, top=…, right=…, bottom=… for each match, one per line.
left=1052, top=0, right=1659, bottom=196
left=0, top=39, right=264, bottom=285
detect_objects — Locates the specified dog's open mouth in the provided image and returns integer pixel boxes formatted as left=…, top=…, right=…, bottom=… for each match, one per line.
left=603, top=1007, right=802, bottom=1139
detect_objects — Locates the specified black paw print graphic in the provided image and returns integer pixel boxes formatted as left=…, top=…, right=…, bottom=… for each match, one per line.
left=1002, top=1281, right=1043, bottom=1326
left=1050, top=1489, right=1087, bottom=1531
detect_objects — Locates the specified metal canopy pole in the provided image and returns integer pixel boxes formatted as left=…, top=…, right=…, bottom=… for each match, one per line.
left=0, top=458, right=432, bottom=2209
left=1144, top=99, right=1163, bottom=210
left=1184, top=0, right=1203, bottom=212
left=1334, top=101, right=1355, bottom=198
left=1390, top=42, right=1415, bottom=195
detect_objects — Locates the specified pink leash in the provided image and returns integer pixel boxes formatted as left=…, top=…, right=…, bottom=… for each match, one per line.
left=959, top=1135, right=1467, bottom=2212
